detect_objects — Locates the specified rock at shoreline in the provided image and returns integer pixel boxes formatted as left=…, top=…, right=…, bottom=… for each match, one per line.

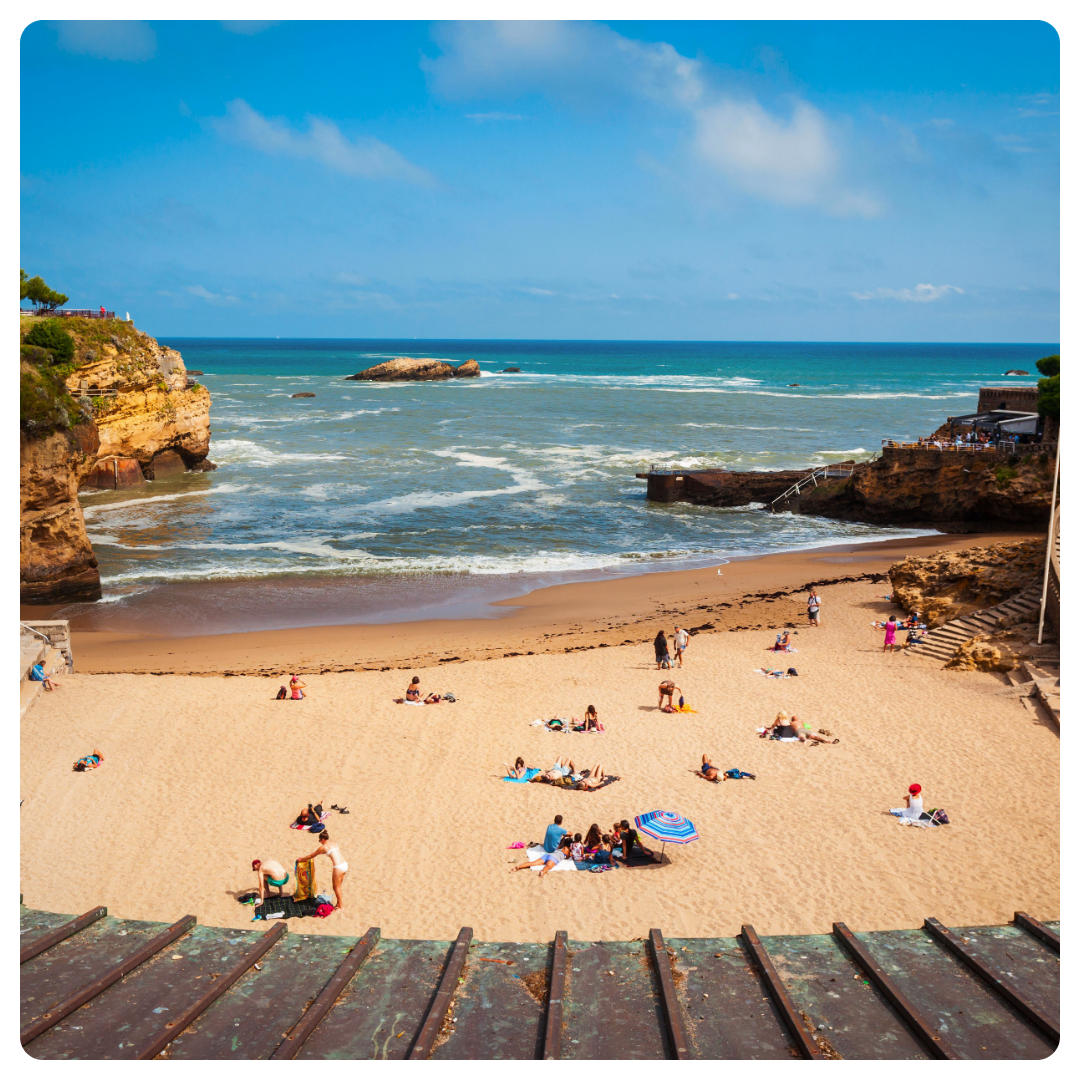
left=187, top=369, right=204, bottom=376
left=788, top=383, right=800, bottom=387
left=345, top=357, right=481, bottom=381
left=291, top=392, right=316, bottom=398
left=501, top=367, right=521, bottom=373
left=1004, top=369, right=1030, bottom=376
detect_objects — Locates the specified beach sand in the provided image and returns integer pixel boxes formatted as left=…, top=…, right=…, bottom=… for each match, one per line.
left=20, top=545, right=1058, bottom=943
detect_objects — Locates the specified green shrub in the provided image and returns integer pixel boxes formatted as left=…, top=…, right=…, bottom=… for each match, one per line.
left=20, top=344, right=52, bottom=365
left=1038, top=451, right=1049, bottom=465
left=995, top=466, right=1018, bottom=489
left=24, top=320, right=75, bottom=363
left=20, top=367, right=82, bottom=434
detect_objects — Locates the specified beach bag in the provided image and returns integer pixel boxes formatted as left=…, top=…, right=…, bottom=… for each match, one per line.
left=276, top=686, right=288, bottom=699
left=444, top=692, right=456, bottom=702
left=787, top=668, right=798, bottom=676
left=661, top=656, right=672, bottom=669
left=678, top=695, right=685, bottom=709
left=930, top=809, right=950, bottom=825
left=314, top=903, right=335, bottom=918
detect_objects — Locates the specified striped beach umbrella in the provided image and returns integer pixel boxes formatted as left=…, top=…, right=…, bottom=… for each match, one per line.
left=634, top=810, right=699, bottom=863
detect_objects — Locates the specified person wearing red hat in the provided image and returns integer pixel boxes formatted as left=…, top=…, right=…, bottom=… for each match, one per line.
left=891, top=783, right=925, bottom=821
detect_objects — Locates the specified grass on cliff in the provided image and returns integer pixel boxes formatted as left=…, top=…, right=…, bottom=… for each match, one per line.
left=20, top=364, right=84, bottom=435
left=19, top=316, right=141, bottom=366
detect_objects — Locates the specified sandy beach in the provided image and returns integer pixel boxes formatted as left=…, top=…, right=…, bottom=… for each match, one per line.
left=20, top=536, right=1058, bottom=943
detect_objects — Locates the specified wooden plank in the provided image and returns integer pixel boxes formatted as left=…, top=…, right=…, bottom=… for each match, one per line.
left=543, top=931, right=568, bottom=1059
left=832, top=922, right=959, bottom=1060
left=648, top=929, right=691, bottom=1059
left=740, top=925, right=824, bottom=1059
left=1014, top=912, right=1060, bottom=952
left=20, top=915, right=196, bottom=1046
left=271, top=927, right=381, bottom=1059
left=924, top=919, right=1059, bottom=1043
left=21, top=907, right=107, bottom=964
left=134, top=922, right=287, bottom=1059
left=406, top=926, right=472, bottom=1059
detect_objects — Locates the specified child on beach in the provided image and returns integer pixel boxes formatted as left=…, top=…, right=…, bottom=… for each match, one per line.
left=570, top=834, right=585, bottom=861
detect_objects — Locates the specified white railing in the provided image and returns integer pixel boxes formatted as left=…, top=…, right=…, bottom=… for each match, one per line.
left=770, top=464, right=855, bottom=508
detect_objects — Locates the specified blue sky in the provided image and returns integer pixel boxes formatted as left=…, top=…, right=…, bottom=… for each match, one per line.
left=20, top=19, right=1059, bottom=341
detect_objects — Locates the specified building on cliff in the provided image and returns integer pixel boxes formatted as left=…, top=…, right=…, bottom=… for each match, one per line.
left=20, top=318, right=212, bottom=605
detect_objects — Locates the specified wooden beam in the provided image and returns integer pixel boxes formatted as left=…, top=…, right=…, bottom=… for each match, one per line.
left=740, top=924, right=823, bottom=1059
left=832, top=922, right=959, bottom=1060
left=21, top=915, right=196, bottom=1046
left=1014, top=912, right=1059, bottom=952
left=271, top=928, right=381, bottom=1059
left=134, top=922, right=287, bottom=1059
left=542, top=931, right=568, bottom=1059
left=407, top=927, right=473, bottom=1059
left=648, top=929, right=691, bottom=1059
left=21, top=907, right=107, bottom=964
left=923, top=918, right=1058, bottom=1044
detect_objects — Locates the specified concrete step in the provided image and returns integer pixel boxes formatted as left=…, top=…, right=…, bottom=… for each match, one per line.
left=42, top=647, right=65, bottom=675
left=1006, top=669, right=1033, bottom=688
left=19, top=679, right=43, bottom=719
left=20, top=640, right=45, bottom=681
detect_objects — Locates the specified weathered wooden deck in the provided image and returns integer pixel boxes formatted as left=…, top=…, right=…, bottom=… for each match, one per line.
left=20, top=904, right=1058, bottom=1059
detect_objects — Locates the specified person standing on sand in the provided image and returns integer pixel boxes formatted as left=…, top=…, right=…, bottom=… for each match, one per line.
left=654, top=630, right=671, bottom=669
left=300, top=830, right=349, bottom=909
left=882, top=616, right=899, bottom=653
left=807, top=589, right=821, bottom=626
left=253, top=857, right=290, bottom=904
left=673, top=626, right=689, bottom=667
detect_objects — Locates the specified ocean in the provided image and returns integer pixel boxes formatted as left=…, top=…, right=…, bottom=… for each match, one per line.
left=66, top=339, right=1056, bottom=634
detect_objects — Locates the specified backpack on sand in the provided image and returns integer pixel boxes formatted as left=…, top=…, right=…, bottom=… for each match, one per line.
left=930, top=809, right=950, bottom=825
left=276, top=686, right=288, bottom=700
left=787, top=668, right=798, bottom=676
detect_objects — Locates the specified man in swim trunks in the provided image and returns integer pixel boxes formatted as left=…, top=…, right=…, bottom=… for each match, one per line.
left=673, top=626, right=689, bottom=667
left=700, top=754, right=723, bottom=782
left=253, top=857, right=290, bottom=904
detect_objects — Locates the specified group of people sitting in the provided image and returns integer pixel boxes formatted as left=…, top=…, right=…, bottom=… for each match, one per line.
left=504, top=755, right=617, bottom=791
left=759, top=711, right=839, bottom=743
left=510, top=815, right=661, bottom=876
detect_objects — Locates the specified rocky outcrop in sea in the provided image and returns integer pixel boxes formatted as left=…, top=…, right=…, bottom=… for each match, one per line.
left=345, top=357, right=480, bottom=381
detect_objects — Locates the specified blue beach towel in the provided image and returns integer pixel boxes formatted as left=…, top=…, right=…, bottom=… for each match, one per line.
left=503, top=768, right=541, bottom=783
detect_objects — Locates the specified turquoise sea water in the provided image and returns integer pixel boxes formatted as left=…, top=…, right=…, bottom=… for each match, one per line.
left=66, top=339, right=1056, bottom=633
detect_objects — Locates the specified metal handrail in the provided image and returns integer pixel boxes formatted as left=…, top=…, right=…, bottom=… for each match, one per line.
left=20, top=623, right=51, bottom=645
left=770, top=464, right=855, bottom=507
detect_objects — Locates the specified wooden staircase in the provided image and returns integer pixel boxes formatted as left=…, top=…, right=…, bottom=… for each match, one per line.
left=904, top=586, right=1048, bottom=665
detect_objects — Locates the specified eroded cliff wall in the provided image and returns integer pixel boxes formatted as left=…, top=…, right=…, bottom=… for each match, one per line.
left=799, top=447, right=1055, bottom=530
left=20, top=318, right=211, bottom=604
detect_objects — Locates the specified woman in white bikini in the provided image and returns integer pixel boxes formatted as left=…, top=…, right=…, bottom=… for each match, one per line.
left=300, top=830, right=349, bottom=909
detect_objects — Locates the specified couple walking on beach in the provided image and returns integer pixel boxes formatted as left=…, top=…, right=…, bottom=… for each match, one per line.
left=654, top=626, right=689, bottom=669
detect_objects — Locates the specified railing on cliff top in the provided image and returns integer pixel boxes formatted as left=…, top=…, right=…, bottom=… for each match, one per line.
left=881, top=439, right=1055, bottom=456
left=21, top=308, right=115, bottom=319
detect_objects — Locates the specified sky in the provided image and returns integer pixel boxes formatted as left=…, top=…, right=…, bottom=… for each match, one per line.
left=19, top=19, right=1060, bottom=341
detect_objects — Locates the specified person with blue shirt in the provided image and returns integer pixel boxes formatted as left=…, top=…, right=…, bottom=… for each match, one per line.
left=29, top=662, right=59, bottom=691
left=543, top=814, right=568, bottom=852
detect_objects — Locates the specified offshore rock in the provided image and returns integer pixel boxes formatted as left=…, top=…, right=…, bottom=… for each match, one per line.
left=453, top=359, right=480, bottom=378
left=345, top=357, right=479, bottom=381
left=799, top=446, right=1055, bottom=529
left=20, top=317, right=212, bottom=604
left=291, top=392, right=316, bottom=398
left=1003, top=369, right=1029, bottom=376
left=888, top=538, right=1045, bottom=627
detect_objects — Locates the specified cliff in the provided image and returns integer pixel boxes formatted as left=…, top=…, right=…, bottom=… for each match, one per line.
left=798, top=447, right=1056, bottom=530
left=345, top=357, right=480, bottom=381
left=20, top=317, right=212, bottom=604
left=888, top=538, right=1046, bottom=626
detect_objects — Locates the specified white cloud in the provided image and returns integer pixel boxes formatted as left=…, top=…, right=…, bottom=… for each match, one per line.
left=851, top=284, right=964, bottom=303
left=53, top=20, right=156, bottom=62
left=466, top=112, right=526, bottom=122
left=425, top=21, right=876, bottom=216
left=520, top=286, right=554, bottom=296
left=186, top=284, right=238, bottom=304
left=220, top=21, right=279, bottom=36
left=211, top=99, right=433, bottom=185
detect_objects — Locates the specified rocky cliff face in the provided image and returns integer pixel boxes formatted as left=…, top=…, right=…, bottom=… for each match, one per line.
left=888, top=538, right=1045, bottom=626
left=20, top=318, right=212, bottom=604
left=799, top=447, right=1055, bottom=529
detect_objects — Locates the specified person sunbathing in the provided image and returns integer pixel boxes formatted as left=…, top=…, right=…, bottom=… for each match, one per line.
left=72, top=750, right=103, bottom=772
left=537, top=756, right=577, bottom=786
left=791, top=716, right=840, bottom=744
left=504, top=756, right=529, bottom=779
left=576, top=764, right=614, bottom=790
left=295, top=800, right=326, bottom=829
left=510, top=836, right=573, bottom=878
left=761, top=711, right=798, bottom=739
left=700, top=754, right=724, bottom=782
left=423, top=692, right=442, bottom=704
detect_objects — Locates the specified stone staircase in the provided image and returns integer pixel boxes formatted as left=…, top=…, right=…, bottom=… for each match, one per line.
left=1007, top=661, right=1061, bottom=726
left=904, top=586, right=1048, bottom=665
left=20, top=622, right=73, bottom=719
